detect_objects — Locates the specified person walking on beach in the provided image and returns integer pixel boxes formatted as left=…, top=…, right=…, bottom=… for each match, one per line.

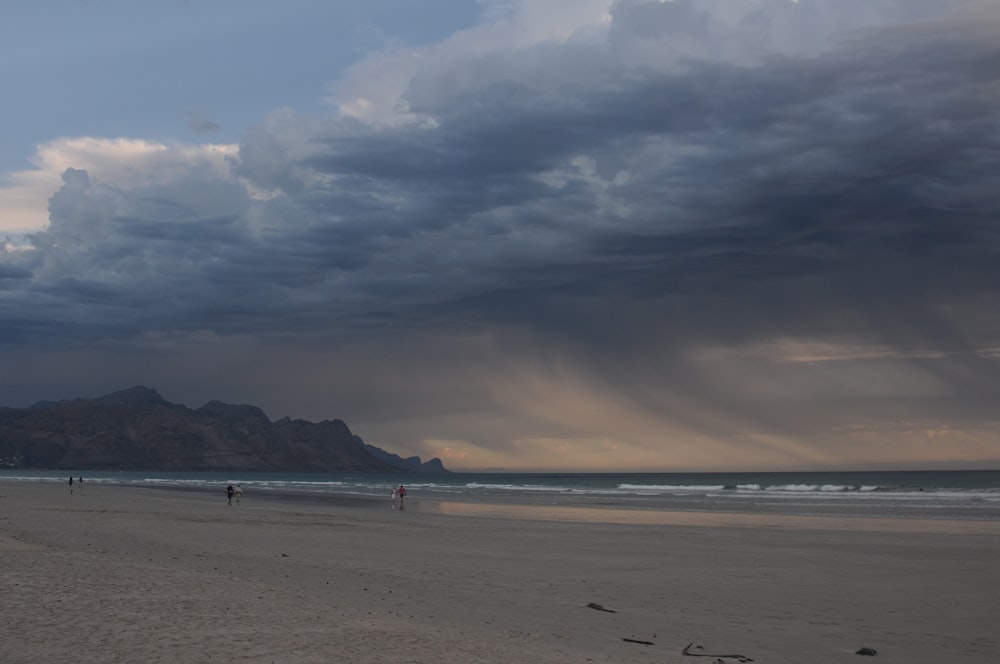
left=391, top=486, right=398, bottom=506
left=234, top=484, right=243, bottom=506
left=68, top=476, right=73, bottom=495
left=398, top=485, right=406, bottom=507
left=226, top=483, right=234, bottom=506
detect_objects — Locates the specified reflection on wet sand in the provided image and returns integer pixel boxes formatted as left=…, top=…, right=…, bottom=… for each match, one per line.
left=425, top=499, right=1000, bottom=534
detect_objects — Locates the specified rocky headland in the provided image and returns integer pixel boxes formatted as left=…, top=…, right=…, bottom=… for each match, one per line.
left=0, top=386, right=446, bottom=473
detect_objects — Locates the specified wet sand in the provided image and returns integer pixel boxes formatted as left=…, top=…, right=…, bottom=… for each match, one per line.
left=2, top=483, right=997, bottom=663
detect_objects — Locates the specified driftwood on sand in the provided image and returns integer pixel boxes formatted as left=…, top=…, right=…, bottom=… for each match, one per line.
left=682, top=643, right=754, bottom=662
left=585, top=602, right=616, bottom=613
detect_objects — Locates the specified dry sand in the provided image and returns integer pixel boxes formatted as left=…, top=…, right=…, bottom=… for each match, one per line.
left=2, top=483, right=997, bottom=663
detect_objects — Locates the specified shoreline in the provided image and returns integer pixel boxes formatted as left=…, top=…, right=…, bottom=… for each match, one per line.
left=15, top=479, right=1000, bottom=534
left=212, top=483, right=1000, bottom=534
left=6, top=468, right=1000, bottom=529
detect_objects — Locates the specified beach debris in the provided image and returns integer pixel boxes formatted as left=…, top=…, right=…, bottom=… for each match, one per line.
left=855, top=647, right=878, bottom=656
left=622, top=638, right=654, bottom=645
left=586, top=602, right=617, bottom=613
left=682, top=643, right=754, bottom=663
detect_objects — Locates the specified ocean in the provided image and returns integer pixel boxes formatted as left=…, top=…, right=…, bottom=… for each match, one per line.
left=4, top=468, right=1000, bottom=523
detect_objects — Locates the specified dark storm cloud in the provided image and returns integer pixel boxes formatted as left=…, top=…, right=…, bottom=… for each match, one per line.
left=6, top=3, right=1000, bottom=356
left=273, top=6, right=1000, bottom=366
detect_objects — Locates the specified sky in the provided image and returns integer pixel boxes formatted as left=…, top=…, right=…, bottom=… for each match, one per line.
left=2, top=0, right=999, bottom=472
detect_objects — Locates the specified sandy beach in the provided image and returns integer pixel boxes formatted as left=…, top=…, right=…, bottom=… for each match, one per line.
left=2, top=483, right=997, bottom=663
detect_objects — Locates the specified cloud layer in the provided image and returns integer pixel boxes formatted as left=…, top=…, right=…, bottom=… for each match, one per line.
left=2, top=0, right=999, bottom=470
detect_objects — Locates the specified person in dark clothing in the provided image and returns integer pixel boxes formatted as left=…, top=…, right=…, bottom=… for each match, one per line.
left=226, top=483, right=234, bottom=505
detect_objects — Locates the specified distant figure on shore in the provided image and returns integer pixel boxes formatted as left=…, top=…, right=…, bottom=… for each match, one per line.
left=78, top=477, right=83, bottom=493
left=234, top=484, right=243, bottom=506
left=391, top=486, right=398, bottom=506
left=226, top=483, right=234, bottom=506
left=398, top=485, right=406, bottom=506
left=68, top=476, right=73, bottom=495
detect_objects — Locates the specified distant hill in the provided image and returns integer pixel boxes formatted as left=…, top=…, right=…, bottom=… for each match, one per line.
left=0, top=386, right=447, bottom=473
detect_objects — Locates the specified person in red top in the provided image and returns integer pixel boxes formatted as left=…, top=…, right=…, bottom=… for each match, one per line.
left=398, top=485, right=406, bottom=506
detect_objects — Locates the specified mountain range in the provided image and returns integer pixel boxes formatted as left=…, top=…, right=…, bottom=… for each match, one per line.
left=0, top=386, right=446, bottom=473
